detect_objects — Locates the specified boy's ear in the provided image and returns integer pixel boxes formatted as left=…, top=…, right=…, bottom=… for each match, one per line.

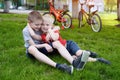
left=28, top=20, right=32, bottom=23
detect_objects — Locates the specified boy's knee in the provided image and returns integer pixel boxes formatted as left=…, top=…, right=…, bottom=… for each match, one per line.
left=52, top=41, right=61, bottom=48
left=28, top=45, right=36, bottom=53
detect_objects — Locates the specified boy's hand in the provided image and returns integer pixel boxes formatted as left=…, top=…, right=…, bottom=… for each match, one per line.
left=48, top=28, right=52, bottom=33
left=47, top=28, right=59, bottom=41
left=44, top=43, right=53, bottom=52
left=53, top=26, right=60, bottom=30
left=34, top=43, right=53, bottom=52
left=46, top=33, right=51, bottom=42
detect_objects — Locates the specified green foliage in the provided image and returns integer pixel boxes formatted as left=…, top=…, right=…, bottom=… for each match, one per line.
left=104, top=0, right=117, bottom=12
left=0, top=13, right=120, bottom=80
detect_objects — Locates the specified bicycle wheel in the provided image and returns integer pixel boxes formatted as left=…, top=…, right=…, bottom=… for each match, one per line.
left=78, top=11, right=86, bottom=28
left=61, top=13, right=72, bottom=28
left=43, top=12, right=56, bottom=24
left=90, top=14, right=102, bottom=32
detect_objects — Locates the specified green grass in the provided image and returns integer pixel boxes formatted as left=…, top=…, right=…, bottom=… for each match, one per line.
left=0, top=13, right=120, bottom=80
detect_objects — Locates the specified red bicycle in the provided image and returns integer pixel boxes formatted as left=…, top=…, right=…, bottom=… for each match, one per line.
left=43, top=0, right=72, bottom=29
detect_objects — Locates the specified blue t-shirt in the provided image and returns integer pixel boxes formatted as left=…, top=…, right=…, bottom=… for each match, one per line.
left=22, top=26, right=43, bottom=48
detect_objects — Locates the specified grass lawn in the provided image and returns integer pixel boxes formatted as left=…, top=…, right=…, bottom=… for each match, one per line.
left=0, top=13, right=120, bottom=80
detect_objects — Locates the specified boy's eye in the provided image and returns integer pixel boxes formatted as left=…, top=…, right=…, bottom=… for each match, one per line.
left=46, top=24, right=50, bottom=26
left=42, top=24, right=50, bottom=26
left=34, top=24, right=42, bottom=26
left=35, top=24, right=39, bottom=26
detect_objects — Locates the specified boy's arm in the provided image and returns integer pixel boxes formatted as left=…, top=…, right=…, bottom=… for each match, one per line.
left=28, top=39, right=42, bottom=48
left=23, top=27, right=50, bottom=49
left=28, top=39, right=53, bottom=52
left=47, top=28, right=59, bottom=41
left=27, top=23, right=41, bottom=40
left=45, top=26, right=60, bottom=42
left=28, top=39, right=36, bottom=45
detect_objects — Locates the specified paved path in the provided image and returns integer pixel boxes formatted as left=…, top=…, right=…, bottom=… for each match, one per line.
left=0, top=9, right=46, bottom=14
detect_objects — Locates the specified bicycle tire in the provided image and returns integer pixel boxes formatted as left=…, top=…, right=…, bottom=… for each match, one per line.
left=78, top=11, right=86, bottom=28
left=61, top=13, right=72, bottom=28
left=90, top=14, right=102, bottom=32
left=43, top=12, right=56, bottom=24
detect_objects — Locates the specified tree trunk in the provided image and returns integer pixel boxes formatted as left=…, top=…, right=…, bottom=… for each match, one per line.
left=117, top=0, right=120, bottom=20
left=4, top=0, right=10, bottom=13
left=72, top=0, right=79, bottom=18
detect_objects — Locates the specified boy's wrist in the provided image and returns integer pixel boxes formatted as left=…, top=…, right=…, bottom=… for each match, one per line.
left=48, top=29, right=51, bottom=31
left=48, top=28, right=52, bottom=32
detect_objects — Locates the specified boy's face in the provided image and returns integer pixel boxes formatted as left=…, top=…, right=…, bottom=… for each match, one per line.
left=30, top=20, right=42, bottom=31
left=41, top=21, right=52, bottom=33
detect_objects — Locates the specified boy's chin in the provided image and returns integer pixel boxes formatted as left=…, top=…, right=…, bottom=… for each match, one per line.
left=34, top=29, right=39, bottom=31
left=43, top=30, right=47, bottom=33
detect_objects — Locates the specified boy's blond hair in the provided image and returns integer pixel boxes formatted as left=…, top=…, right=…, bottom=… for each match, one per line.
left=43, top=15, right=54, bottom=25
left=28, top=11, right=43, bottom=23
left=43, top=15, right=60, bottom=30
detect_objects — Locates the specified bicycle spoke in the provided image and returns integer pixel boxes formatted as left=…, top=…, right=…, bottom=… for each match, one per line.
left=91, top=14, right=102, bottom=32
left=62, top=14, right=72, bottom=28
left=78, top=12, right=86, bottom=28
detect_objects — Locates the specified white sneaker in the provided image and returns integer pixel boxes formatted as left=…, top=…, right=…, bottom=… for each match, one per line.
left=77, top=50, right=90, bottom=70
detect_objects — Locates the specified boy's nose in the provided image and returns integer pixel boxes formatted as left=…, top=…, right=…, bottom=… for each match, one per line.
left=44, top=25, right=48, bottom=28
left=38, top=25, right=41, bottom=28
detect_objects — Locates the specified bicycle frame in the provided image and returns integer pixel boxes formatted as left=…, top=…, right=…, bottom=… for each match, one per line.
left=80, top=3, right=98, bottom=25
left=44, top=0, right=72, bottom=29
left=48, top=1, right=65, bottom=22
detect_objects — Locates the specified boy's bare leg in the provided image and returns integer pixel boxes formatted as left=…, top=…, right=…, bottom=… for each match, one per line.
left=28, top=46, right=56, bottom=67
left=75, top=50, right=83, bottom=56
left=52, top=41, right=74, bottom=64
left=28, top=46, right=74, bottom=74
left=88, top=57, right=97, bottom=62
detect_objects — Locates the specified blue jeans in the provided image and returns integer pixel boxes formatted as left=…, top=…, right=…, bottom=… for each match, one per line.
left=26, top=40, right=80, bottom=58
left=66, top=40, right=80, bottom=55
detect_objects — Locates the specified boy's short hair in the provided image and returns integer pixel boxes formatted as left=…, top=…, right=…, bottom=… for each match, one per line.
left=43, top=15, right=54, bottom=25
left=28, top=11, right=43, bottom=23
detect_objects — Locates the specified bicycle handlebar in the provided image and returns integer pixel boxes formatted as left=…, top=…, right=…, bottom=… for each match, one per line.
left=79, top=0, right=87, bottom=5
left=79, top=0, right=95, bottom=8
left=48, top=0, right=54, bottom=7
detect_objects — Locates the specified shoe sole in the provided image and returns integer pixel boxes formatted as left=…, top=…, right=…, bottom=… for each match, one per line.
left=70, top=65, right=74, bottom=74
left=77, top=51, right=90, bottom=70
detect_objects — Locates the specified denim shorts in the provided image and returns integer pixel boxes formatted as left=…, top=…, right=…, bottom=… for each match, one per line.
left=66, top=40, right=80, bottom=55
left=26, top=41, right=80, bottom=58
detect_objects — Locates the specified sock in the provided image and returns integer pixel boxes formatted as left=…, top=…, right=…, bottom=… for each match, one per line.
left=72, top=60, right=75, bottom=67
left=56, top=63, right=60, bottom=68
left=72, top=54, right=82, bottom=67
